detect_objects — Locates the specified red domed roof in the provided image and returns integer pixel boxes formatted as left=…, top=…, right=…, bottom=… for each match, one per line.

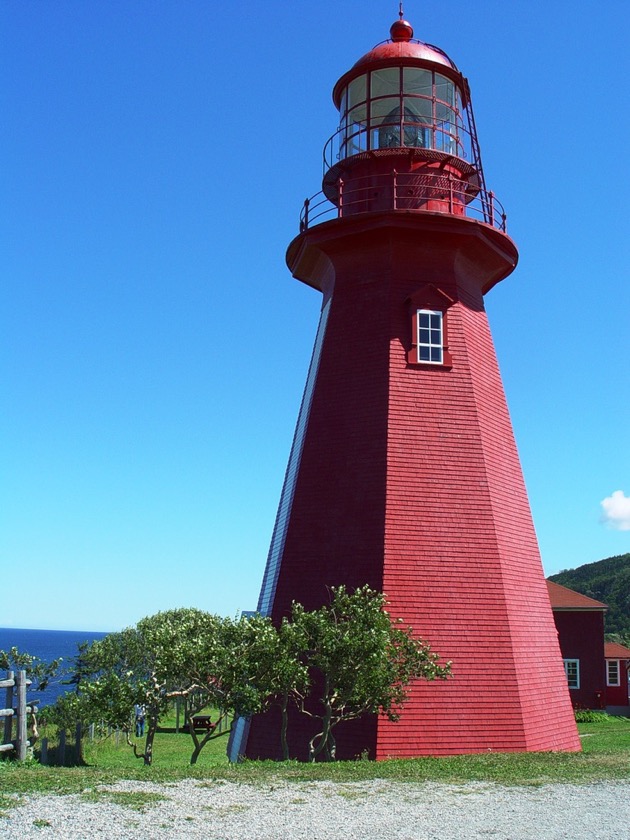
left=332, top=18, right=461, bottom=108
left=350, top=38, right=457, bottom=71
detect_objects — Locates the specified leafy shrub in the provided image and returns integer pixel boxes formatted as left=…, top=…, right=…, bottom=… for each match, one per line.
left=575, top=709, right=619, bottom=724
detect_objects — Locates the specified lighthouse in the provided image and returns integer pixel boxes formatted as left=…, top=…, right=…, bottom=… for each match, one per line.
left=237, top=14, right=581, bottom=759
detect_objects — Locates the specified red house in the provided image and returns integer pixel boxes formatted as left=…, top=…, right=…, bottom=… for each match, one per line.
left=547, top=580, right=630, bottom=714
left=604, top=642, right=630, bottom=714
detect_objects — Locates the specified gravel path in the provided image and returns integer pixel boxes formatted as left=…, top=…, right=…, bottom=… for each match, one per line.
left=5, top=778, right=630, bottom=839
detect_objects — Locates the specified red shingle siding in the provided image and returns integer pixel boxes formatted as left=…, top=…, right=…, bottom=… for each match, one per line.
left=381, top=259, right=578, bottom=755
left=246, top=217, right=581, bottom=758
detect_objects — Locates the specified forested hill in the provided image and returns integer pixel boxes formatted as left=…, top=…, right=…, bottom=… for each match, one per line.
left=548, top=553, right=630, bottom=637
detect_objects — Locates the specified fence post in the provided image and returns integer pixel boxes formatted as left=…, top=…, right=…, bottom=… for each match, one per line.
left=41, top=737, right=48, bottom=765
left=337, top=179, right=344, bottom=218
left=488, top=191, right=495, bottom=228
left=4, top=670, right=14, bottom=746
left=448, top=174, right=454, bottom=214
left=392, top=170, right=397, bottom=210
left=175, top=698, right=180, bottom=734
left=59, top=728, right=66, bottom=766
left=75, top=722, right=83, bottom=763
left=303, top=197, right=309, bottom=230
left=16, top=671, right=28, bottom=761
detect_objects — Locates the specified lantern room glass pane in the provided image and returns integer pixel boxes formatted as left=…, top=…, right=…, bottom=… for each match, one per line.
left=370, top=67, right=400, bottom=98
left=403, top=67, right=432, bottom=96
left=348, top=103, right=368, bottom=124
left=436, top=103, right=456, bottom=125
left=371, top=96, right=400, bottom=121
left=435, top=73, right=456, bottom=106
left=347, top=75, right=367, bottom=112
left=402, top=100, right=431, bottom=148
left=339, top=88, right=347, bottom=120
left=435, top=102, right=457, bottom=153
left=403, top=97, right=432, bottom=122
left=345, top=102, right=368, bottom=155
left=371, top=97, right=400, bottom=149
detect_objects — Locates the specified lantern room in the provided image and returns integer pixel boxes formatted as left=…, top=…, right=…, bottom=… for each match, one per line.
left=332, top=28, right=466, bottom=162
left=312, top=16, right=503, bottom=229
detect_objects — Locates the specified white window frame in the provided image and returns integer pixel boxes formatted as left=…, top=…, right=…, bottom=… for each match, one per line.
left=563, top=659, right=580, bottom=690
left=607, top=659, right=620, bottom=687
left=417, top=309, right=444, bottom=365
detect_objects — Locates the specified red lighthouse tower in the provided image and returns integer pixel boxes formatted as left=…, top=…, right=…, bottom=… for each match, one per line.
left=239, top=15, right=581, bottom=758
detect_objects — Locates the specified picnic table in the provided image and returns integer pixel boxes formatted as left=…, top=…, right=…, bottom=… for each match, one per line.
left=190, top=715, right=217, bottom=733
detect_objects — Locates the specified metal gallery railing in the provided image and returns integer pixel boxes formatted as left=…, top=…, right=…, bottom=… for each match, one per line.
left=299, top=169, right=507, bottom=233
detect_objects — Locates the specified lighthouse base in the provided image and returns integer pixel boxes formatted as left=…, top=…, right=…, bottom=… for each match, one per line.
left=242, top=213, right=580, bottom=760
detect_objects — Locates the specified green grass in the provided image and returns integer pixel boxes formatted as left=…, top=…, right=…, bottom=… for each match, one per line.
left=1, top=717, right=629, bottom=813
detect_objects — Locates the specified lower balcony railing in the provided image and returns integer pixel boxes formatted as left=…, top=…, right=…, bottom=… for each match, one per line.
left=299, top=170, right=507, bottom=233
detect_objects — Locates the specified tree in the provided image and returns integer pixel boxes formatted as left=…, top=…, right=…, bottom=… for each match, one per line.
left=69, top=609, right=230, bottom=765
left=134, top=608, right=228, bottom=766
left=291, top=585, right=452, bottom=761
left=70, top=627, right=152, bottom=761
left=62, top=608, right=303, bottom=766
left=269, top=618, right=311, bottom=760
left=220, top=613, right=310, bottom=760
left=42, top=592, right=450, bottom=766
left=0, top=647, right=60, bottom=692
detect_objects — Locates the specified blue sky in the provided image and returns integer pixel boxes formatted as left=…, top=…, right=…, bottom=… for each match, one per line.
left=2, top=1, right=629, bottom=632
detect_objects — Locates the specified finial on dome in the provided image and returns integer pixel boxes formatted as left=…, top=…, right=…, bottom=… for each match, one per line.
left=390, top=9, right=414, bottom=42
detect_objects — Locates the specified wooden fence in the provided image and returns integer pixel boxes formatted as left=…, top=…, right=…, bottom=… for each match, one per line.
left=0, top=670, right=35, bottom=761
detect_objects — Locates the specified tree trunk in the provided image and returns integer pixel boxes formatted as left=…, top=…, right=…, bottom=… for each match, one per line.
left=309, top=703, right=333, bottom=761
left=189, top=714, right=230, bottom=765
left=143, top=717, right=157, bottom=766
left=280, top=693, right=289, bottom=761
left=328, top=727, right=336, bottom=761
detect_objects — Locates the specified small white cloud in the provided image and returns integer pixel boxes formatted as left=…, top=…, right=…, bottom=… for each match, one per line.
left=600, top=490, right=630, bottom=531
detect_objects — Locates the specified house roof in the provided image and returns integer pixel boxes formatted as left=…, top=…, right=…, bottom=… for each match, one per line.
left=604, top=641, right=630, bottom=659
left=546, top=579, right=608, bottom=610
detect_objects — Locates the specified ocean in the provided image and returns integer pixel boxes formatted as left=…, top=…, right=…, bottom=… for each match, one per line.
left=0, top=627, right=109, bottom=708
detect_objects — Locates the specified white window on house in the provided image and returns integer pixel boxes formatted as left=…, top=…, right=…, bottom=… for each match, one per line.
left=417, top=309, right=443, bottom=364
left=563, top=659, right=580, bottom=689
left=607, top=659, right=620, bottom=687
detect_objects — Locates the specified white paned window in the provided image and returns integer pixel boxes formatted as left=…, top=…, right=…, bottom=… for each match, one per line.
left=563, top=659, right=580, bottom=690
left=607, top=659, right=620, bottom=687
left=417, top=309, right=443, bottom=364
